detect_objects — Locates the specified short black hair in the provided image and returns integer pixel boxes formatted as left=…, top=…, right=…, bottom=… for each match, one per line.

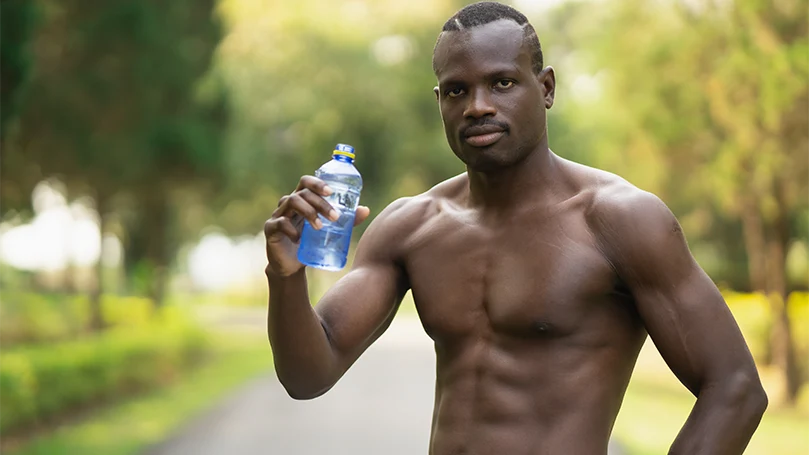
left=433, top=2, right=544, bottom=74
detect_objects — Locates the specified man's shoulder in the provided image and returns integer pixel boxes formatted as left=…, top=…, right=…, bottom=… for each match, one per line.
left=580, top=161, right=679, bottom=240
left=579, top=166, right=682, bottom=257
left=587, top=175, right=669, bottom=224
left=365, top=173, right=466, bottom=237
left=380, top=173, right=466, bottom=215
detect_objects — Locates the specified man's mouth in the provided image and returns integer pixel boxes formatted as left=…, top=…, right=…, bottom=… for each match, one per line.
left=464, top=131, right=505, bottom=147
left=462, top=123, right=508, bottom=148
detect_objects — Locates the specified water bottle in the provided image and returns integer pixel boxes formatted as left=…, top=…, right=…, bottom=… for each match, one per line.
left=297, top=143, right=363, bottom=271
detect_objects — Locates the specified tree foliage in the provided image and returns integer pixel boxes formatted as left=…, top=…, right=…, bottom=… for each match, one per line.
left=0, top=0, right=41, bottom=213
left=2, top=0, right=805, bottom=401
left=4, top=0, right=227, bottom=310
left=540, top=0, right=808, bottom=402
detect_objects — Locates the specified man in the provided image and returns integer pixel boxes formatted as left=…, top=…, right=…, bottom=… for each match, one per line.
left=263, top=2, right=767, bottom=454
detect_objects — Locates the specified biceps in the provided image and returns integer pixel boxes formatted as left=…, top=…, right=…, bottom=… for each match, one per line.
left=633, top=267, right=753, bottom=393
left=315, top=262, right=407, bottom=357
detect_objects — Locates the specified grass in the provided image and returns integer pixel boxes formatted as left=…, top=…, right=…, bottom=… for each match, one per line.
left=4, top=333, right=271, bottom=455
left=613, top=341, right=809, bottom=455
left=7, top=288, right=803, bottom=455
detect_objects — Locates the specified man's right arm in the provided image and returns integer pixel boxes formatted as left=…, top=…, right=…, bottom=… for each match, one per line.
left=264, top=180, right=411, bottom=399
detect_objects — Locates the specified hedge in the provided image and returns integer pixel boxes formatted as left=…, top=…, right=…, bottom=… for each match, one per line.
left=0, top=309, right=211, bottom=435
left=0, top=292, right=157, bottom=346
left=724, top=291, right=809, bottom=366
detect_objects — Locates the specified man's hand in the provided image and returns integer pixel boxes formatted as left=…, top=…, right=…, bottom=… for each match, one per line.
left=264, top=175, right=371, bottom=277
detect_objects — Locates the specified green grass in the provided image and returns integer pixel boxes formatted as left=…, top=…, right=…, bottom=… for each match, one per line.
left=613, top=345, right=809, bottom=455
left=4, top=333, right=271, bottom=455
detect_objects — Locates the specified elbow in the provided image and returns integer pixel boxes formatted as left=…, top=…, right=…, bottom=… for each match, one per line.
left=283, top=382, right=332, bottom=401
left=275, top=370, right=334, bottom=401
left=284, top=387, right=318, bottom=401
left=720, top=370, right=768, bottom=420
left=749, top=380, right=768, bottom=418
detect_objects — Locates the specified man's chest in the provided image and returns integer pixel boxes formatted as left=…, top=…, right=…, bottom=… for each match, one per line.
left=401, top=208, right=621, bottom=341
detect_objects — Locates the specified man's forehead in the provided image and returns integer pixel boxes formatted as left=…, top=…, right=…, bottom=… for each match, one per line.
left=434, top=19, right=528, bottom=76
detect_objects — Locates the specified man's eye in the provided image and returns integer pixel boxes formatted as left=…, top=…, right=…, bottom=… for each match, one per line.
left=495, top=80, right=514, bottom=89
left=446, top=88, right=464, bottom=98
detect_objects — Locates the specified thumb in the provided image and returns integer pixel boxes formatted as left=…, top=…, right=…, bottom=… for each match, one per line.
left=353, top=205, right=371, bottom=226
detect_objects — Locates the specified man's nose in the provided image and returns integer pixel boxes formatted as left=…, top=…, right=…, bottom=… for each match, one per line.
left=463, top=88, right=497, bottom=119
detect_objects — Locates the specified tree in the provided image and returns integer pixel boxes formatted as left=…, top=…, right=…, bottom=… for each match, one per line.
left=0, top=0, right=41, bottom=216
left=551, top=0, right=808, bottom=403
left=214, top=0, right=461, bottom=236
left=697, top=0, right=809, bottom=403
left=11, top=0, right=227, bottom=320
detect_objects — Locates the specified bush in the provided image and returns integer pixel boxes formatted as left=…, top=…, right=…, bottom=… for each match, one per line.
left=726, top=291, right=809, bottom=381
left=724, top=291, right=774, bottom=362
left=0, top=309, right=211, bottom=435
left=788, top=292, right=809, bottom=376
left=0, top=293, right=157, bottom=346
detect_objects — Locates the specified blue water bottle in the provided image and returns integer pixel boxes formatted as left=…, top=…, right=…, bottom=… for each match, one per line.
left=297, top=143, right=363, bottom=271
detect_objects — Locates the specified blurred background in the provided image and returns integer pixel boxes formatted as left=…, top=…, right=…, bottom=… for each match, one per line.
left=0, top=0, right=806, bottom=454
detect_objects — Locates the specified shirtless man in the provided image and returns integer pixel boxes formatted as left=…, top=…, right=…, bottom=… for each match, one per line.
left=263, top=2, right=767, bottom=454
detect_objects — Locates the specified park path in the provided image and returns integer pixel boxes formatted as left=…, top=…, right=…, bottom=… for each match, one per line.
left=146, top=309, right=625, bottom=455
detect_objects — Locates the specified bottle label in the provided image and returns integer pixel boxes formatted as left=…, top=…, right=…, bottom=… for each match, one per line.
left=325, top=183, right=360, bottom=212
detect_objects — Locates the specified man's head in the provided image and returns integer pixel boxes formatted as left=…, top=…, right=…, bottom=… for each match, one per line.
left=433, top=2, right=544, bottom=74
left=432, top=2, right=555, bottom=172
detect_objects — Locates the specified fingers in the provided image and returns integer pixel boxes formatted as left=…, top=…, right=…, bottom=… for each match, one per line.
left=295, top=175, right=332, bottom=196
left=354, top=205, right=371, bottom=226
left=264, top=216, right=299, bottom=242
left=274, top=193, right=320, bottom=228
left=273, top=189, right=339, bottom=228
left=299, top=189, right=339, bottom=222
left=271, top=176, right=366, bottom=242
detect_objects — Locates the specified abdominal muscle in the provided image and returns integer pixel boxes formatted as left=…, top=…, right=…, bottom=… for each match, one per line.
left=427, top=334, right=642, bottom=455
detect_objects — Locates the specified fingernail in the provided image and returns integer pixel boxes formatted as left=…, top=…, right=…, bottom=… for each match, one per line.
left=322, top=186, right=333, bottom=196
left=314, top=218, right=323, bottom=229
left=328, top=210, right=339, bottom=221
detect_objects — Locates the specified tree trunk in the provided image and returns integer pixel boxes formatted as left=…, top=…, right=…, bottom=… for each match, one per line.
left=146, top=192, right=169, bottom=308
left=768, top=182, right=801, bottom=404
left=123, top=188, right=171, bottom=308
left=741, top=197, right=768, bottom=291
left=88, top=193, right=108, bottom=331
left=740, top=195, right=773, bottom=364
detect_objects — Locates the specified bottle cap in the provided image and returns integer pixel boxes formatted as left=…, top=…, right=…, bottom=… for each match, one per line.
left=333, top=143, right=355, bottom=159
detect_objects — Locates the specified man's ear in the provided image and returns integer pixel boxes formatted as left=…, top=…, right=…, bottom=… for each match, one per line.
left=537, top=66, right=556, bottom=109
left=434, top=86, right=440, bottom=101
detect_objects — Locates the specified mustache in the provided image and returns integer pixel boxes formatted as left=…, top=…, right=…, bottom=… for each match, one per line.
left=460, top=118, right=509, bottom=137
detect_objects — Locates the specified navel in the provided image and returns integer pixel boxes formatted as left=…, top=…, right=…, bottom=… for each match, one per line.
left=532, top=320, right=553, bottom=335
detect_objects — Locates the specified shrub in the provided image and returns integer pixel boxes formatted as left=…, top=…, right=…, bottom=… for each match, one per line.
left=0, top=293, right=157, bottom=346
left=0, top=309, right=211, bottom=435
left=788, top=292, right=809, bottom=376
left=724, top=291, right=773, bottom=362
left=726, top=291, right=809, bottom=382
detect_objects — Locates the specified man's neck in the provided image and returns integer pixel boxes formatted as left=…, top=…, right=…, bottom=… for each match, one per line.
left=466, top=142, right=566, bottom=215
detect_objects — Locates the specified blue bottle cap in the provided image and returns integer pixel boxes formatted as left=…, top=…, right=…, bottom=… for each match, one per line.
left=333, top=143, right=355, bottom=159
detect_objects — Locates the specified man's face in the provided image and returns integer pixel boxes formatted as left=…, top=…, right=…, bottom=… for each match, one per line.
left=433, top=20, right=555, bottom=172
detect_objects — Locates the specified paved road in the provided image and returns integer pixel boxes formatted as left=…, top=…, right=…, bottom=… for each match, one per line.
left=146, top=315, right=625, bottom=455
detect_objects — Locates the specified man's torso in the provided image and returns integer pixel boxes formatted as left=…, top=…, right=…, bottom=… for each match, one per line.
left=392, top=159, right=648, bottom=454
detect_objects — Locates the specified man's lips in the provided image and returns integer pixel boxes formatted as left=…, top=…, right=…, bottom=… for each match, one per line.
left=462, top=124, right=507, bottom=147
left=465, top=131, right=505, bottom=147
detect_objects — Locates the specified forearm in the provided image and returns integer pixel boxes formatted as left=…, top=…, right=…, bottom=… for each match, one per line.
left=267, top=268, right=339, bottom=399
left=669, top=374, right=767, bottom=454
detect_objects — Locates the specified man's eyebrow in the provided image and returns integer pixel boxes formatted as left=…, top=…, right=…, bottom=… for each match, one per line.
left=437, top=78, right=466, bottom=87
left=488, top=65, right=522, bottom=76
left=439, top=66, right=522, bottom=85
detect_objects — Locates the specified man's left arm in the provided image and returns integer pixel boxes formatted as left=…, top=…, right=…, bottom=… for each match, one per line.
left=593, top=188, right=768, bottom=455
